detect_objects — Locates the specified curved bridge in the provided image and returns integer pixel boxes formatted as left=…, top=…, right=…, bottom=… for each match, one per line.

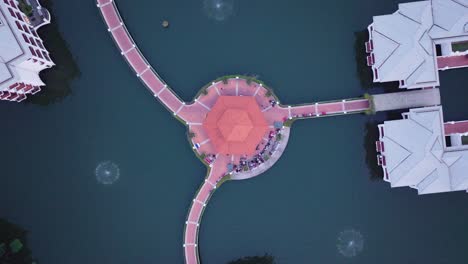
left=96, top=1, right=369, bottom=263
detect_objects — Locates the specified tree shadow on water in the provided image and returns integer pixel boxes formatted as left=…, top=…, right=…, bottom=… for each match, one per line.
left=364, top=120, right=382, bottom=181
left=364, top=110, right=406, bottom=181
left=353, top=29, right=400, bottom=93
left=27, top=0, right=80, bottom=106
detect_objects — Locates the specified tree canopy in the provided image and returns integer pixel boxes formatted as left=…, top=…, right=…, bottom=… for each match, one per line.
left=0, top=219, right=35, bottom=264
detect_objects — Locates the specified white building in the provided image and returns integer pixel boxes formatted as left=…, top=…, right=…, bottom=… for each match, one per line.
left=0, top=0, right=54, bottom=102
left=370, top=1, right=468, bottom=194
left=376, top=106, right=468, bottom=194
left=366, top=0, right=468, bottom=89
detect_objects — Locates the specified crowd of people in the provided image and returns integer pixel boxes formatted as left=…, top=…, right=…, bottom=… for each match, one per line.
left=232, top=128, right=282, bottom=174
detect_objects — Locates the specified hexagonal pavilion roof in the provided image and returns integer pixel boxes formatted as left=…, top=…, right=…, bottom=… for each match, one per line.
left=203, top=96, right=269, bottom=155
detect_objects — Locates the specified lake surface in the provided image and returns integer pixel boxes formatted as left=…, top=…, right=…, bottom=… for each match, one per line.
left=1, top=0, right=468, bottom=263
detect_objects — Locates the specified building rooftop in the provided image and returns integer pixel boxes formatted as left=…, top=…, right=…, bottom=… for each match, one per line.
left=203, top=96, right=269, bottom=155
left=371, top=1, right=438, bottom=88
left=380, top=106, right=468, bottom=194
left=0, top=9, right=23, bottom=84
left=0, top=63, right=12, bottom=84
left=430, top=0, right=468, bottom=39
left=0, top=0, right=54, bottom=97
left=369, top=0, right=468, bottom=88
left=0, top=15, right=23, bottom=62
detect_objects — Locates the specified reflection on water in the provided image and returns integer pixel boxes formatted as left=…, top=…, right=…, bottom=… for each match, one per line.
left=337, top=229, right=364, bottom=258
left=203, top=0, right=236, bottom=22
left=28, top=0, right=80, bottom=105
left=95, top=161, right=120, bottom=185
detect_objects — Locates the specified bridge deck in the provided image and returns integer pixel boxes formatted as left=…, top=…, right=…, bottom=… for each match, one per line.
left=438, top=55, right=468, bottom=70
left=96, top=2, right=370, bottom=263
left=445, top=120, right=468, bottom=135
left=373, top=88, right=441, bottom=112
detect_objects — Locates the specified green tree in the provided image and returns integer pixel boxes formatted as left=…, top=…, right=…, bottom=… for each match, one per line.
left=18, top=0, right=33, bottom=16
left=0, top=219, right=36, bottom=264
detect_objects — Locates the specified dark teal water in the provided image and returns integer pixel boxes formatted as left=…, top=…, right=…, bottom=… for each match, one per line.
left=1, top=0, right=468, bottom=263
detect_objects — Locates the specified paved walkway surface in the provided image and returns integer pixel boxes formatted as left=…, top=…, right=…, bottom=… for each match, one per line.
left=183, top=154, right=230, bottom=264
left=287, top=99, right=369, bottom=118
left=438, top=55, right=468, bottom=70
left=445, top=120, right=468, bottom=135
left=373, top=88, right=441, bottom=112
left=189, top=80, right=369, bottom=156
left=96, top=2, right=370, bottom=263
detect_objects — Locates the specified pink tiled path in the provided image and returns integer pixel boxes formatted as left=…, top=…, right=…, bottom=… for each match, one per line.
left=183, top=155, right=230, bottom=264
left=140, top=71, right=165, bottom=94
left=100, top=4, right=120, bottom=29
left=345, top=99, right=370, bottom=111
left=437, top=55, right=468, bottom=69
left=125, top=49, right=148, bottom=74
left=445, top=120, right=468, bottom=135
left=178, top=103, right=209, bottom=124
left=159, top=89, right=184, bottom=113
left=97, top=0, right=184, bottom=117
left=285, top=99, right=369, bottom=119
left=112, top=27, right=133, bottom=52
left=97, top=2, right=371, bottom=264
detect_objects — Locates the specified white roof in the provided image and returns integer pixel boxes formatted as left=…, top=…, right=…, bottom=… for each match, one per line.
left=0, top=13, right=23, bottom=63
left=8, top=64, right=44, bottom=86
left=381, top=106, right=468, bottom=194
left=0, top=2, right=54, bottom=90
left=0, top=7, right=23, bottom=85
left=429, top=0, right=468, bottom=39
left=372, top=1, right=439, bottom=88
left=0, top=62, right=12, bottom=84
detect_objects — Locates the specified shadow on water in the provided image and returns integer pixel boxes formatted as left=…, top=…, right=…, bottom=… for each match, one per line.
left=227, top=254, right=275, bottom=264
left=363, top=110, right=406, bottom=181
left=355, top=29, right=411, bottom=180
left=353, top=29, right=400, bottom=93
left=27, top=0, right=80, bottom=106
left=363, top=119, right=383, bottom=181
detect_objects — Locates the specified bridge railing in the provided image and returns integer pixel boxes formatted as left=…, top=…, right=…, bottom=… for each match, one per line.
left=182, top=168, right=219, bottom=264
left=96, top=0, right=186, bottom=106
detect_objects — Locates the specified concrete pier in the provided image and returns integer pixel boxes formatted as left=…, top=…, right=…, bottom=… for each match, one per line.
left=373, top=88, right=441, bottom=112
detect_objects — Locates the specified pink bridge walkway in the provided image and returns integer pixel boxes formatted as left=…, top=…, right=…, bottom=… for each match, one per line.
left=96, top=1, right=370, bottom=263
left=437, top=55, right=468, bottom=70
left=445, top=120, right=468, bottom=135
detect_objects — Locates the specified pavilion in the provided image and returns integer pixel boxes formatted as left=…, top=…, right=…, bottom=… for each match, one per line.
left=203, top=96, right=269, bottom=156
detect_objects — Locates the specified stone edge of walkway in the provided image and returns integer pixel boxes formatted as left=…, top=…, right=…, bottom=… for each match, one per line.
left=230, top=127, right=291, bottom=180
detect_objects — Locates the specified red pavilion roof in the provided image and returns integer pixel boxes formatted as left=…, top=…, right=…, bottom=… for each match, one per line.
left=203, top=96, right=269, bottom=155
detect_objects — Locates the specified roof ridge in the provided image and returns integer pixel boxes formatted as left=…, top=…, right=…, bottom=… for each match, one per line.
left=384, top=135, right=413, bottom=173
left=373, top=30, right=401, bottom=70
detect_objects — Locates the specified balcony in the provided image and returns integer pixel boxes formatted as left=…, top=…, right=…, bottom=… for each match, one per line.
left=376, top=155, right=387, bottom=167
left=21, top=0, right=51, bottom=29
left=375, top=141, right=385, bottom=152
left=365, top=40, right=374, bottom=53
